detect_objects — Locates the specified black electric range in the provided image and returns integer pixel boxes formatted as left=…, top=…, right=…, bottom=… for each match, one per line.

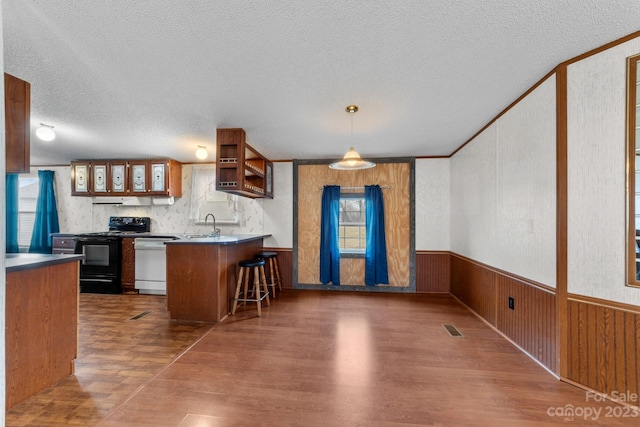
left=74, top=216, right=150, bottom=293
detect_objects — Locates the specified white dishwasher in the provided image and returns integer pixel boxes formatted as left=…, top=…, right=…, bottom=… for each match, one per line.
left=134, top=238, right=174, bottom=295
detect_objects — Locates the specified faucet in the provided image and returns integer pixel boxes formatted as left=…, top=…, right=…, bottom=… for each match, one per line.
left=204, top=213, right=221, bottom=237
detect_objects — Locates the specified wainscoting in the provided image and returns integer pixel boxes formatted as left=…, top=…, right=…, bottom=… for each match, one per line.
left=260, top=249, right=640, bottom=406
left=416, top=251, right=450, bottom=293
left=263, top=247, right=293, bottom=289
left=566, top=296, right=640, bottom=401
left=450, top=254, right=557, bottom=373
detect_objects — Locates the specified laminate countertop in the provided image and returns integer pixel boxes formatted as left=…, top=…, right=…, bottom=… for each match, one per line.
left=165, top=234, right=271, bottom=245
left=5, top=253, right=85, bottom=273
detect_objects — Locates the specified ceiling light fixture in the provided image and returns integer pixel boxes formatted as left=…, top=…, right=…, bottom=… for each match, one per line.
left=195, top=145, right=208, bottom=160
left=329, top=105, right=375, bottom=170
left=35, top=123, right=56, bottom=141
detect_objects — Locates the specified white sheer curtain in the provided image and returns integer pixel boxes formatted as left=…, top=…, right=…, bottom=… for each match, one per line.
left=189, top=165, right=240, bottom=223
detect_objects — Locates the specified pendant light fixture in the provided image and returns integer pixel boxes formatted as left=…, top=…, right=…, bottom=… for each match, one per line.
left=35, top=123, right=56, bottom=141
left=329, top=105, right=375, bottom=170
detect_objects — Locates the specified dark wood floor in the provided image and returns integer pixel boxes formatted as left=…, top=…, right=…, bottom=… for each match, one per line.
left=6, top=290, right=639, bottom=426
left=5, top=294, right=212, bottom=426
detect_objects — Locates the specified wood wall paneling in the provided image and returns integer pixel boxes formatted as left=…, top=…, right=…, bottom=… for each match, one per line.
left=415, top=251, right=450, bottom=293
left=451, top=255, right=497, bottom=325
left=296, top=162, right=411, bottom=287
left=451, top=254, right=557, bottom=373
left=263, top=248, right=293, bottom=289
left=566, top=298, right=640, bottom=405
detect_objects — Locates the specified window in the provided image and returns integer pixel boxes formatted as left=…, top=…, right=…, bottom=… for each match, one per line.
left=189, top=165, right=241, bottom=225
left=18, top=176, right=39, bottom=249
left=339, top=193, right=366, bottom=254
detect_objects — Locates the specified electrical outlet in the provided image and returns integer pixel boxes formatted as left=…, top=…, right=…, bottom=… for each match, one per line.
left=508, top=296, right=515, bottom=310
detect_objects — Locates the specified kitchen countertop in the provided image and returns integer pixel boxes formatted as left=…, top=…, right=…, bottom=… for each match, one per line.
left=165, top=233, right=271, bottom=245
left=6, top=253, right=85, bottom=273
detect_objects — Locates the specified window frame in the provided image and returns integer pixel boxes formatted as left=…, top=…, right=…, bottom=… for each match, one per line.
left=17, top=175, right=39, bottom=251
left=338, top=192, right=366, bottom=258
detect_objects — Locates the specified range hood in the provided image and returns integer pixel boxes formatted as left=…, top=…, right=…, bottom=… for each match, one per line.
left=92, top=196, right=152, bottom=206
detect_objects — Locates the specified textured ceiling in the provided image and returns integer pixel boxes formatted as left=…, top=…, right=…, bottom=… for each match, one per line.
left=3, top=1, right=640, bottom=165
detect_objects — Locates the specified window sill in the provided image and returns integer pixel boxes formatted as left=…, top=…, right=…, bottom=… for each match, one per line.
left=340, top=250, right=365, bottom=259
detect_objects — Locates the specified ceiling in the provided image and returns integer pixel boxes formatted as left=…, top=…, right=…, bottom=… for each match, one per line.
left=3, top=1, right=640, bottom=166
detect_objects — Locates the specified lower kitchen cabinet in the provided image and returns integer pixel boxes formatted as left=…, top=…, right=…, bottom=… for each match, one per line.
left=121, top=237, right=137, bottom=294
left=52, top=236, right=76, bottom=254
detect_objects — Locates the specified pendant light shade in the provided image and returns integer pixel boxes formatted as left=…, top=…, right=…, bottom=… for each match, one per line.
left=329, top=146, right=376, bottom=170
left=329, top=105, right=376, bottom=170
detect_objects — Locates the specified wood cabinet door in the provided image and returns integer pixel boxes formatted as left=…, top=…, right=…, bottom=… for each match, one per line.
left=4, top=73, right=30, bottom=173
left=120, top=237, right=137, bottom=294
left=71, top=161, right=92, bottom=196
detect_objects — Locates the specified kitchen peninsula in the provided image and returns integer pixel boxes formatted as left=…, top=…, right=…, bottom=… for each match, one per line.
left=5, top=253, right=84, bottom=410
left=165, top=234, right=270, bottom=323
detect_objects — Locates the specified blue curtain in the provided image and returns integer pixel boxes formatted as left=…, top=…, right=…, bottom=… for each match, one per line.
left=365, top=185, right=389, bottom=285
left=6, top=174, right=20, bottom=253
left=29, top=170, right=60, bottom=254
left=319, top=185, right=341, bottom=285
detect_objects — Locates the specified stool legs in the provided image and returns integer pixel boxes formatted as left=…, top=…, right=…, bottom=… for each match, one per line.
left=231, top=267, right=245, bottom=315
left=260, top=255, right=282, bottom=298
left=231, top=263, right=270, bottom=316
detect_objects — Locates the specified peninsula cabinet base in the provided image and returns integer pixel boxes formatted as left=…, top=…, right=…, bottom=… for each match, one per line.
left=5, top=261, right=79, bottom=411
left=166, top=238, right=264, bottom=323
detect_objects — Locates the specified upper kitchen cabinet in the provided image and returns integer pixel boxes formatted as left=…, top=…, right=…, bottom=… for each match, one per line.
left=71, top=159, right=182, bottom=197
left=5, top=73, right=31, bottom=173
left=71, top=161, right=92, bottom=196
left=215, top=128, right=273, bottom=198
left=129, top=159, right=182, bottom=196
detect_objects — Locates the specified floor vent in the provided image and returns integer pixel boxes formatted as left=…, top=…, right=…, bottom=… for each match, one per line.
left=442, top=324, right=464, bottom=337
left=129, top=311, right=152, bottom=321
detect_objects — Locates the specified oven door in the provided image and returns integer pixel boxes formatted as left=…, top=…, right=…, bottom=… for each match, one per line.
left=74, top=237, right=121, bottom=293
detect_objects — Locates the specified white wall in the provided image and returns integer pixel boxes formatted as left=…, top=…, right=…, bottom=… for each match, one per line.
left=450, top=76, right=557, bottom=288
left=43, top=163, right=294, bottom=247
left=567, top=36, right=640, bottom=305
left=263, top=162, right=293, bottom=248
left=415, top=158, right=450, bottom=250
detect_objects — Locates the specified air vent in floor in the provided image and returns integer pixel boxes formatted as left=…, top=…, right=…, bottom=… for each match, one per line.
left=129, top=310, right=152, bottom=321
left=442, top=324, right=464, bottom=337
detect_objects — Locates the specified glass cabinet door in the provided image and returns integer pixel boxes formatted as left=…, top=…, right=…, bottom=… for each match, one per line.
left=129, top=161, right=148, bottom=193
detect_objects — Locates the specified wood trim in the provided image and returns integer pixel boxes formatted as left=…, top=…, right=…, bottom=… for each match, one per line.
left=556, top=63, right=569, bottom=379
left=561, top=30, right=640, bottom=68
left=568, top=293, right=640, bottom=316
left=627, top=55, right=640, bottom=288
left=450, top=70, right=557, bottom=157
left=450, top=252, right=555, bottom=294
left=451, top=31, right=640, bottom=159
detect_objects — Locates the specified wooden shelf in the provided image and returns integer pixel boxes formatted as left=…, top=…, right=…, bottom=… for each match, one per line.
left=215, top=128, right=273, bottom=198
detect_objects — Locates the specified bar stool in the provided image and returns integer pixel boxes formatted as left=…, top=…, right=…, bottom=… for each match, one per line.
left=256, top=251, right=282, bottom=298
left=231, top=259, right=270, bottom=316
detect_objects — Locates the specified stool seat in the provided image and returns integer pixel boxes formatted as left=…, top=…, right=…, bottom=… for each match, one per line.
left=239, top=259, right=265, bottom=268
left=256, top=251, right=278, bottom=258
